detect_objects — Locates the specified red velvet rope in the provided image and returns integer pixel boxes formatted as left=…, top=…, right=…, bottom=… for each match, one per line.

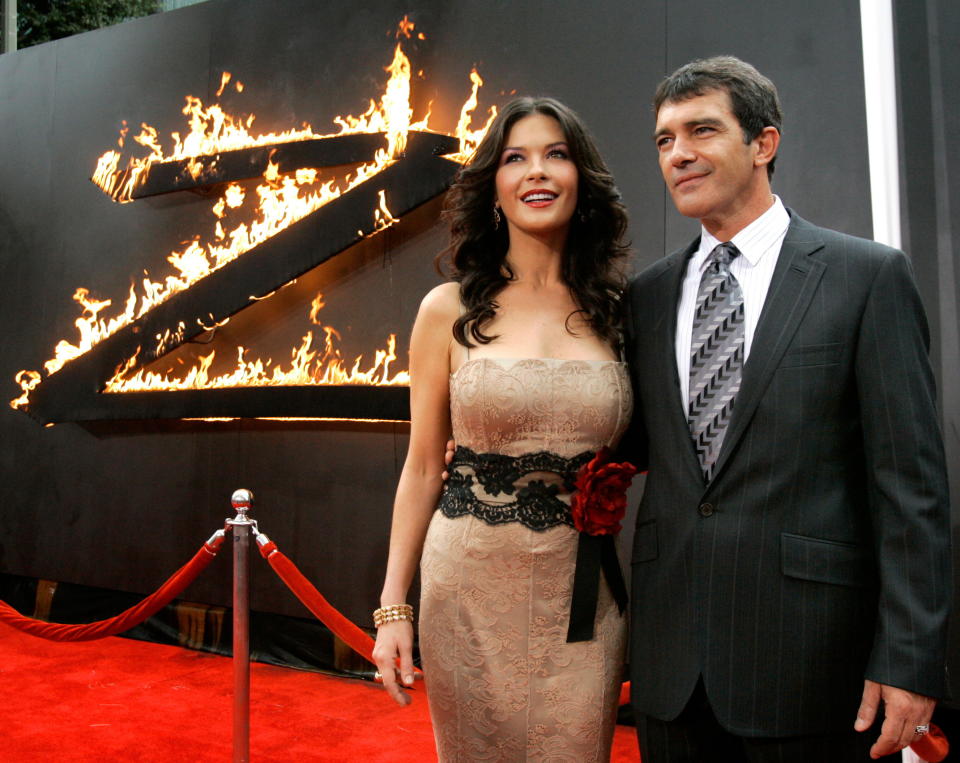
left=258, top=542, right=382, bottom=666
left=0, top=539, right=223, bottom=641
left=912, top=723, right=949, bottom=762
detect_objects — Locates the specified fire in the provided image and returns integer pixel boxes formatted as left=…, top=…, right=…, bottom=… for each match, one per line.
left=373, top=190, right=399, bottom=232
left=104, top=293, right=409, bottom=392
left=450, top=69, right=498, bottom=163
left=396, top=14, right=415, bottom=39
left=11, top=17, right=496, bottom=412
left=11, top=370, right=41, bottom=410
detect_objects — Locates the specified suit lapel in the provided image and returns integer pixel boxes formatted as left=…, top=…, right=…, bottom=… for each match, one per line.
left=652, top=239, right=703, bottom=477
left=709, top=213, right=826, bottom=482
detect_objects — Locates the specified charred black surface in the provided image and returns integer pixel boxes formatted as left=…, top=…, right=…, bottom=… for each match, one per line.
left=78, top=385, right=410, bottom=423
left=119, top=132, right=456, bottom=199
left=28, top=131, right=458, bottom=424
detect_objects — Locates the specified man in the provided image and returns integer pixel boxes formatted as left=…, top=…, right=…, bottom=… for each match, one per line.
left=624, top=56, right=951, bottom=761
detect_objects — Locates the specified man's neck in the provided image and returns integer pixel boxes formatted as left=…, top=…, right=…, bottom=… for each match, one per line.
left=701, top=191, right=776, bottom=242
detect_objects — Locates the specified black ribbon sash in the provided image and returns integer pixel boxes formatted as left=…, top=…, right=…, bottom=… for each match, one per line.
left=566, top=533, right=628, bottom=642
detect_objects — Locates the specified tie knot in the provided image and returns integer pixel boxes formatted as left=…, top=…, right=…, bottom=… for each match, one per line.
left=709, top=242, right=740, bottom=268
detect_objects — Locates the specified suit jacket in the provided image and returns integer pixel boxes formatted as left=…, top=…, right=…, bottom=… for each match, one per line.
left=623, top=211, right=951, bottom=737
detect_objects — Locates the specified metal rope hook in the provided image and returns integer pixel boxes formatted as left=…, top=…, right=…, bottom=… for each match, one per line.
left=226, top=489, right=255, bottom=763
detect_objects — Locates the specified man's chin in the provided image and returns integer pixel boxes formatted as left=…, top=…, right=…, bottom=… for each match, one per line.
left=669, top=196, right=709, bottom=220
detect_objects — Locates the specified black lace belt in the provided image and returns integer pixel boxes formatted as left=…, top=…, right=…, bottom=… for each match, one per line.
left=437, top=445, right=592, bottom=530
left=437, top=445, right=628, bottom=642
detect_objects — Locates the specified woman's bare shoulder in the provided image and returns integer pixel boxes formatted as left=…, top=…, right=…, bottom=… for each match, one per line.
left=417, top=281, right=461, bottom=323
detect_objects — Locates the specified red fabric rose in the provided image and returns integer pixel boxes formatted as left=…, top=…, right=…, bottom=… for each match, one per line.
left=570, top=447, right=638, bottom=536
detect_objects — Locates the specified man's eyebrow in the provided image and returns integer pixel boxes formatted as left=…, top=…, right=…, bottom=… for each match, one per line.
left=653, top=117, right=726, bottom=141
left=693, top=117, right=725, bottom=129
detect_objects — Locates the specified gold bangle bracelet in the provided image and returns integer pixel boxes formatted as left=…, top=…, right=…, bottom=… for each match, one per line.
left=373, top=603, right=414, bottom=628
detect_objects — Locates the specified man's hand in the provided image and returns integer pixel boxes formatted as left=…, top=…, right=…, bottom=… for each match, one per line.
left=440, top=438, right=456, bottom=480
left=854, top=679, right=935, bottom=759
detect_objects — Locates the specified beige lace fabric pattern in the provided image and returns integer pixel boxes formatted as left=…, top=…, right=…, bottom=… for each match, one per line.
left=420, top=357, right=632, bottom=762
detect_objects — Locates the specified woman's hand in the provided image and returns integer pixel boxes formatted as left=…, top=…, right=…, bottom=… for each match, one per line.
left=372, top=620, right=416, bottom=706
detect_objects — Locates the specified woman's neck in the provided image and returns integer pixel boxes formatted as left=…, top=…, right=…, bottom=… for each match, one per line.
left=504, top=229, right=567, bottom=287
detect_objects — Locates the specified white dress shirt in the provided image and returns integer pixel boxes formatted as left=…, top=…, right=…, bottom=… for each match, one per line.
left=675, top=196, right=791, bottom=413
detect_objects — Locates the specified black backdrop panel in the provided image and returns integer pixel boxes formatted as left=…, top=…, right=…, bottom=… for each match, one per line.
left=0, top=0, right=876, bottom=627
left=893, top=0, right=960, bottom=702
left=938, top=0, right=960, bottom=701
left=662, top=0, right=872, bottom=252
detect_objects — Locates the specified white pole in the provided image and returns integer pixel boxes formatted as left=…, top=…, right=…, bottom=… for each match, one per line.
left=860, top=0, right=901, bottom=248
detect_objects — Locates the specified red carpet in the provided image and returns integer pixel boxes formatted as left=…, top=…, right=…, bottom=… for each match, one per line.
left=1, top=625, right=640, bottom=761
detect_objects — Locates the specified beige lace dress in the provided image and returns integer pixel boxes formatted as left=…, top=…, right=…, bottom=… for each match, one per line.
left=419, top=357, right=632, bottom=761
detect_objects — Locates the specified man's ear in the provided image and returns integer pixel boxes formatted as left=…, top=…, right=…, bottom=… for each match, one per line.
left=753, top=126, right=780, bottom=169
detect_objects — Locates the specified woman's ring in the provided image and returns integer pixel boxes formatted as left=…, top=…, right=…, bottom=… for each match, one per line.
left=915, top=724, right=930, bottom=735
left=374, top=671, right=383, bottom=683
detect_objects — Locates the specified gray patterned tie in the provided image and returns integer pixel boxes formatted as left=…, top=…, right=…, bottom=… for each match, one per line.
left=689, top=242, right=744, bottom=481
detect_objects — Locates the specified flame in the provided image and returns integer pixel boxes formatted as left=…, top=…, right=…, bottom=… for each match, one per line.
left=396, top=14, right=415, bottom=39
left=373, top=190, right=399, bottom=232
left=450, top=69, right=498, bottom=163
left=12, top=18, right=497, bottom=410
left=104, top=293, right=409, bottom=392
left=11, top=370, right=42, bottom=410
left=155, top=322, right=187, bottom=356
left=215, top=72, right=236, bottom=98
left=198, top=315, right=230, bottom=331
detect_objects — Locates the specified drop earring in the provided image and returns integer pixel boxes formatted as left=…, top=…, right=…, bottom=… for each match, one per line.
left=493, top=205, right=501, bottom=230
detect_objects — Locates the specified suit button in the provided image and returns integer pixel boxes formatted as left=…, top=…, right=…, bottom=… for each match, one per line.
left=699, top=502, right=714, bottom=517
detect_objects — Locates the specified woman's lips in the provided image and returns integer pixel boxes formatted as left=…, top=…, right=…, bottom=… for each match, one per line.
left=521, top=190, right=558, bottom=207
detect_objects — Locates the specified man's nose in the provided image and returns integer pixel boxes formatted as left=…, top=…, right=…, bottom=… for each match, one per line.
left=670, top=137, right=696, bottom=166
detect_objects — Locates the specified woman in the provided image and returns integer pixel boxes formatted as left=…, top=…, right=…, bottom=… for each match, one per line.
left=372, top=96, right=633, bottom=761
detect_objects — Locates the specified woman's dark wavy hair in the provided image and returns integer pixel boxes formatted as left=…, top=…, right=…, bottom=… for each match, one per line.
left=436, top=96, right=630, bottom=349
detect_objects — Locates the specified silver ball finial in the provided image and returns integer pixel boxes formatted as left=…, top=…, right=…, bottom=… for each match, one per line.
left=231, top=489, right=254, bottom=511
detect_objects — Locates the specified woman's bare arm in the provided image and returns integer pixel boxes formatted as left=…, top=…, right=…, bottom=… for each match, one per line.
left=372, top=281, right=459, bottom=705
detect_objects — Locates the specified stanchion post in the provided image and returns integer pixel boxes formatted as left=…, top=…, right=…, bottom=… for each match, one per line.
left=227, top=489, right=255, bottom=763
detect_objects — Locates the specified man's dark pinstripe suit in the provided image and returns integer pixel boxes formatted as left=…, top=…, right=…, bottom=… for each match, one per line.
left=623, top=211, right=951, bottom=737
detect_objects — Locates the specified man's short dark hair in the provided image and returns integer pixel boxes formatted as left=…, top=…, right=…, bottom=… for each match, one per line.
left=654, top=56, right=783, bottom=177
